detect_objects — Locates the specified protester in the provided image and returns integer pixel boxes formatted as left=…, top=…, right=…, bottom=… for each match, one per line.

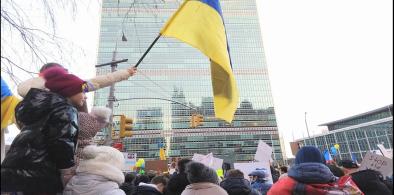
left=267, top=146, right=363, bottom=195
left=339, top=159, right=359, bottom=175
left=134, top=175, right=151, bottom=186
left=270, top=166, right=280, bottom=183
left=133, top=175, right=169, bottom=195
left=76, top=106, right=112, bottom=165
left=182, top=161, right=228, bottom=195
left=248, top=168, right=272, bottom=195
left=220, top=169, right=260, bottom=195
left=63, top=145, right=125, bottom=195
left=1, top=67, right=85, bottom=194
left=278, top=166, right=288, bottom=180
left=166, top=158, right=192, bottom=195
left=17, top=62, right=137, bottom=98
left=350, top=169, right=391, bottom=195
left=120, top=173, right=137, bottom=195
left=327, top=163, right=345, bottom=177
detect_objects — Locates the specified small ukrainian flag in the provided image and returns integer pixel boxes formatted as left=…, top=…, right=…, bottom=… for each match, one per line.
left=160, top=0, right=239, bottom=123
left=1, top=78, right=20, bottom=129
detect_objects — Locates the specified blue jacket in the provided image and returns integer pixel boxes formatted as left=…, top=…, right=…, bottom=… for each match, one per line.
left=251, top=179, right=271, bottom=195
left=220, top=177, right=260, bottom=195
left=288, top=162, right=336, bottom=184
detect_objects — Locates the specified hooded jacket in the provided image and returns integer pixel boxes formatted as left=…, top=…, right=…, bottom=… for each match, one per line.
left=1, top=88, right=79, bottom=193
left=268, top=163, right=362, bottom=195
left=220, top=177, right=260, bottom=195
left=63, top=145, right=125, bottom=195
left=181, top=182, right=228, bottom=195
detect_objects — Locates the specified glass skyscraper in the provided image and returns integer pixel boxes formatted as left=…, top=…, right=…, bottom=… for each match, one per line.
left=297, top=105, right=393, bottom=162
left=94, top=0, right=282, bottom=163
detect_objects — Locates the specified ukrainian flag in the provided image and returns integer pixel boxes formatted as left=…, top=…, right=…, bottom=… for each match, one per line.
left=160, top=0, right=239, bottom=123
left=1, top=78, right=20, bottom=129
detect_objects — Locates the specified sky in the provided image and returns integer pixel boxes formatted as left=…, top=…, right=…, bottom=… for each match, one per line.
left=3, top=0, right=393, bottom=158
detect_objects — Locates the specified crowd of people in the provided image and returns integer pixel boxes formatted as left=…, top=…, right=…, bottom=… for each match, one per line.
left=1, top=63, right=393, bottom=195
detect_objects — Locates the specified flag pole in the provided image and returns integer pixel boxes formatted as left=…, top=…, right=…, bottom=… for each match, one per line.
left=134, top=34, right=162, bottom=68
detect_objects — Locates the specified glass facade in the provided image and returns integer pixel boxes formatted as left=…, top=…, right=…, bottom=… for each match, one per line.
left=94, top=0, right=282, bottom=162
left=298, top=105, right=393, bottom=162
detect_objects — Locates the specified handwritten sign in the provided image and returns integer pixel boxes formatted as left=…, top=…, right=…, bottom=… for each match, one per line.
left=192, top=153, right=223, bottom=170
left=359, top=152, right=393, bottom=177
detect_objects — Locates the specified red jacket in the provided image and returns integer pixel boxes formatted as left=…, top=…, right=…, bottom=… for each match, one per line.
left=268, top=175, right=364, bottom=195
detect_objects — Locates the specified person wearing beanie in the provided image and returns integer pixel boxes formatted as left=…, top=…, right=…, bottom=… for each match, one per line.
left=268, top=146, right=363, bottom=195
left=220, top=169, right=260, bottom=195
left=1, top=68, right=86, bottom=194
left=75, top=106, right=112, bottom=165
left=181, top=161, right=228, bottom=195
left=248, top=168, right=272, bottom=195
left=17, top=62, right=137, bottom=102
left=63, top=145, right=126, bottom=195
left=165, top=158, right=192, bottom=195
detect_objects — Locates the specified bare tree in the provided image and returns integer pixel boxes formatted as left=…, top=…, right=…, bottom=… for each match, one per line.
left=0, top=0, right=87, bottom=86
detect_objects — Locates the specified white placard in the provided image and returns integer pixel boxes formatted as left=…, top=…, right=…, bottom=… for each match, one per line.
left=192, top=153, right=223, bottom=170
left=359, top=152, right=393, bottom=178
left=122, top=152, right=137, bottom=172
left=234, top=162, right=273, bottom=184
left=377, top=144, right=392, bottom=159
left=254, top=140, right=273, bottom=163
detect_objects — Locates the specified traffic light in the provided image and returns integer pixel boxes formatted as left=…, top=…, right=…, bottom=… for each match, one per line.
left=120, top=115, right=133, bottom=138
left=190, top=114, right=204, bottom=128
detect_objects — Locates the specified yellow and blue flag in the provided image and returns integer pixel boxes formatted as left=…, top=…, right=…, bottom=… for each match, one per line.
left=160, top=0, right=239, bottom=123
left=1, top=77, right=20, bottom=129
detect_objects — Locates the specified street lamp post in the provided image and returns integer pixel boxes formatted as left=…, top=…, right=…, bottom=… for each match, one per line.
left=304, top=112, right=311, bottom=138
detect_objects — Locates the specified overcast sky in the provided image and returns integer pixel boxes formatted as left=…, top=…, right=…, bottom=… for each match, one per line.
left=3, top=0, right=393, bottom=157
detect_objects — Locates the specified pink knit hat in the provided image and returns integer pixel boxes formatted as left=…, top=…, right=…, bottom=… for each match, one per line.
left=42, top=67, right=86, bottom=97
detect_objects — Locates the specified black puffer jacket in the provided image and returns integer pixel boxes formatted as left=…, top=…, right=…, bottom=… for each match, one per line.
left=132, top=184, right=162, bottom=195
left=1, top=88, right=79, bottom=193
left=220, top=177, right=261, bottom=195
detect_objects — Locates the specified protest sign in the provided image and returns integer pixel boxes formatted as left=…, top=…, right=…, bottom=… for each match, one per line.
left=192, top=153, right=223, bottom=170
left=254, top=140, right=273, bottom=163
left=145, top=160, right=168, bottom=173
left=359, top=151, right=393, bottom=178
left=122, top=152, right=137, bottom=172
left=234, top=162, right=273, bottom=184
left=377, top=144, right=392, bottom=158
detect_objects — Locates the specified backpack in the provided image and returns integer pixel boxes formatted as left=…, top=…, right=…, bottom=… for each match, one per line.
left=292, top=176, right=364, bottom=195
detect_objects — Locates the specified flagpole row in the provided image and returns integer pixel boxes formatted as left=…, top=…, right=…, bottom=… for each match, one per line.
left=134, top=34, right=162, bottom=68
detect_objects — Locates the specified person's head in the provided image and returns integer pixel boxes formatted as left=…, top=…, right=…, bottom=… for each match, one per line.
left=294, top=146, right=325, bottom=165
left=151, top=175, right=169, bottom=193
left=80, top=145, right=125, bottom=184
left=42, top=67, right=87, bottom=107
left=124, top=172, right=136, bottom=183
left=338, top=160, right=359, bottom=175
left=177, top=158, right=192, bottom=173
left=326, top=164, right=345, bottom=177
left=134, top=175, right=150, bottom=186
left=226, top=169, right=244, bottom=179
left=147, top=170, right=157, bottom=181
left=185, top=161, right=218, bottom=184
left=280, top=166, right=288, bottom=174
left=248, top=168, right=269, bottom=183
left=39, top=62, right=65, bottom=73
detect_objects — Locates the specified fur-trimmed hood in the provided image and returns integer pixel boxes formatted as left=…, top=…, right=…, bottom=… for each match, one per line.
left=76, top=145, right=125, bottom=184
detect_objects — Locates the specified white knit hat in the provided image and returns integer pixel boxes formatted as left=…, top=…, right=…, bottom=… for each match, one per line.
left=77, top=145, right=125, bottom=184
left=90, top=106, right=112, bottom=123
